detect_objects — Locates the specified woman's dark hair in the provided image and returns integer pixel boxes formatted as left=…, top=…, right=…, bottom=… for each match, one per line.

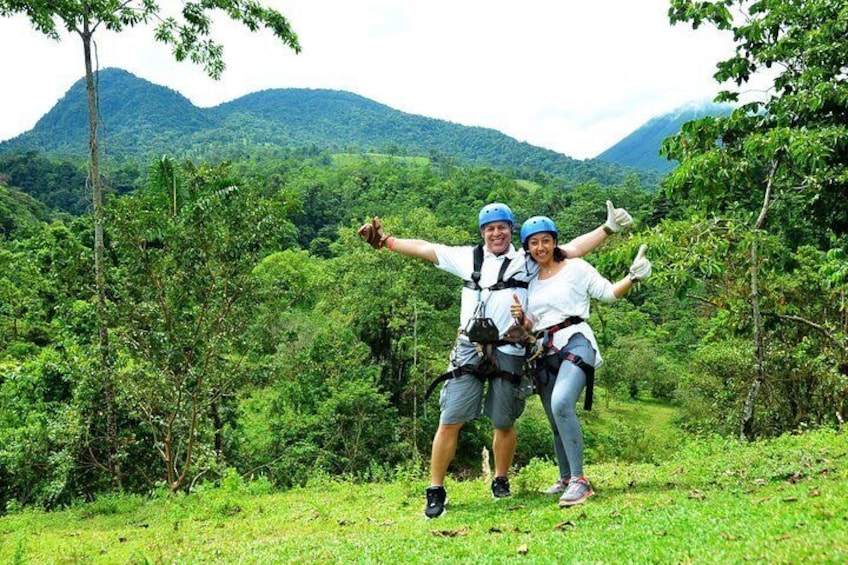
left=553, top=246, right=567, bottom=262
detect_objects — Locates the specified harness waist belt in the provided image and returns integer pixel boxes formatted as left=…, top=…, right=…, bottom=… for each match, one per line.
left=424, top=362, right=521, bottom=400
left=533, top=316, right=594, bottom=410
left=425, top=366, right=473, bottom=400
left=541, top=316, right=585, bottom=335
left=533, top=316, right=585, bottom=353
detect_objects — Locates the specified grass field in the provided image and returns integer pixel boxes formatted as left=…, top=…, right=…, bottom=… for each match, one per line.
left=514, top=179, right=542, bottom=193
left=330, top=153, right=430, bottom=167
left=1, top=425, right=845, bottom=564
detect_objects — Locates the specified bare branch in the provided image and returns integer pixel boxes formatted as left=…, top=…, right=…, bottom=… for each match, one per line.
left=763, top=312, right=848, bottom=356
left=685, top=293, right=725, bottom=310
left=754, top=159, right=779, bottom=230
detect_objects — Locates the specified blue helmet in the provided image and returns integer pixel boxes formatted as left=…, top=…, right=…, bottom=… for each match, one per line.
left=520, top=216, right=558, bottom=248
left=478, top=202, right=515, bottom=229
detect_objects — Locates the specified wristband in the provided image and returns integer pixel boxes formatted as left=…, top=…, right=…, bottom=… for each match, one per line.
left=387, top=236, right=396, bottom=250
left=603, top=225, right=614, bottom=235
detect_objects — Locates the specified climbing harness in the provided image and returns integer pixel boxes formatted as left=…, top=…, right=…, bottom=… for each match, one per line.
left=532, top=317, right=596, bottom=411
left=423, top=355, right=509, bottom=400
left=460, top=244, right=528, bottom=346
left=425, top=245, right=527, bottom=400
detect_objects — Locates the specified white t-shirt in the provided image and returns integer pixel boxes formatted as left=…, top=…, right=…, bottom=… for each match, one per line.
left=526, top=258, right=617, bottom=368
left=434, top=244, right=538, bottom=356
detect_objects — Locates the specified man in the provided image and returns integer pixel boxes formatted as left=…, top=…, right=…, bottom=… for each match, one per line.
left=358, top=201, right=632, bottom=518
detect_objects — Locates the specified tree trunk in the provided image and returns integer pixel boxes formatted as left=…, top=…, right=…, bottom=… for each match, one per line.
left=81, top=17, right=120, bottom=488
left=211, top=395, right=223, bottom=456
left=740, top=236, right=765, bottom=441
left=739, top=160, right=778, bottom=441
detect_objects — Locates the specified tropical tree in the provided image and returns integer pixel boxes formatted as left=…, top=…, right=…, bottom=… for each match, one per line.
left=108, top=161, right=297, bottom=491
left=662, top=0, right=848, bottom=438
left=0, top=0, right=300, bottom=486
left=0, top=247, right=43, bottom=345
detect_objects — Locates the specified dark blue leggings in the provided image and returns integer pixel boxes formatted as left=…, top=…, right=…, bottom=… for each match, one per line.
left=536, top=333, right=595, bottom=479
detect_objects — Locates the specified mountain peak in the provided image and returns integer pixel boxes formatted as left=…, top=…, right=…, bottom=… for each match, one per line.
left=0, top=68, right=662, bottom=186
left=594, top=100, right=734, bottom=173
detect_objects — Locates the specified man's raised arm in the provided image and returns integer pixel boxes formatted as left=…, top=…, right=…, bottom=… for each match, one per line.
left=358, top=216, right=438, bottom=263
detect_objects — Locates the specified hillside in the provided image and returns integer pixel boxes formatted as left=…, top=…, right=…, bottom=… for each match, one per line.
left=0, top=68, right=662, bottom=188
left=0, top=426, right=843, bottom=563
left=4, top=68, right=213, bottom=158
left=595, top=102, right=734, bottom=173
left=0, top=183, right=46, bottom=238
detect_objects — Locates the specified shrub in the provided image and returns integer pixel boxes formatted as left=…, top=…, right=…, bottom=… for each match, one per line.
left=675, top=339, right=753, bottom=435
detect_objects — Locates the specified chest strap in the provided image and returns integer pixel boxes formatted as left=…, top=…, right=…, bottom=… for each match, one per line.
left=463, top=244, right=529, bottom=292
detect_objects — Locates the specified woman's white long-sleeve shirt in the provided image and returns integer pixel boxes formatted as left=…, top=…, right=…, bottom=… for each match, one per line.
left=526, top=258, right=617, bottom=368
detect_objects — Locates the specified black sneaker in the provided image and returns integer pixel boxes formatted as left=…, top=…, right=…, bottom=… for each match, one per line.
left=491, top=476, right=511, bottom=498
left=425, top=486, right=447, bottom=518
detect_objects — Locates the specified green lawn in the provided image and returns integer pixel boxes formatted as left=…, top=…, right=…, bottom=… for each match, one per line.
left=1, top=427, right=845, bottom=564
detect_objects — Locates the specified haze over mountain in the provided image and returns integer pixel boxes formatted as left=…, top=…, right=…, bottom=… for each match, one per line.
left=0, top=68, right=663, bottom=187
left=595, top=101, right=735, bottom=172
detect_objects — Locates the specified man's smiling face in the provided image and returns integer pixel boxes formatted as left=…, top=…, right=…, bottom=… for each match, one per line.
left=481, top=221, right=512, bottom=255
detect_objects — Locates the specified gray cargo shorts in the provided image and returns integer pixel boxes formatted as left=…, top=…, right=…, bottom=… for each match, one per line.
left=439, top=347, right=527, bottom=429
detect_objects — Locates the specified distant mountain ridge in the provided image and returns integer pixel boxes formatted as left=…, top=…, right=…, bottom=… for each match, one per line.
left=595, top=102, right=734, bottom=172
left=0, top=68, right=662, bottom=187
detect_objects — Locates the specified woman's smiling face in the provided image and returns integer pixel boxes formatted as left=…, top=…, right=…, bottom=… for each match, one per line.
left=527, top=232, right=557, bottom=265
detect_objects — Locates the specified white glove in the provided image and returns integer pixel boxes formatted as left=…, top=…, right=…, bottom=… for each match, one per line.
left=628, top=244, right=652, bottom=282
left=604, top=200, right=633, bottom=234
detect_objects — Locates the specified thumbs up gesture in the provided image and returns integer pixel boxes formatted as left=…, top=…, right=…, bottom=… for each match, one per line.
left=503, top=293, right=535, bottom=345
left=358, top=216, right=390, bottom=249
left=628, top=244, right=652, bottom=282
left=604, top=200, right=633, bottom=234
left=510, top=293, right=525, bottom=323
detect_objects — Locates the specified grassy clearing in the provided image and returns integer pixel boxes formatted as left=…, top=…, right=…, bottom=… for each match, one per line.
left=1, top=427, right=845, bottom=564
left=514, top=179, right=542, bottom=193
left=600, top=395, right=679, bottom=434
left=330, top=153, right=430, bottom=167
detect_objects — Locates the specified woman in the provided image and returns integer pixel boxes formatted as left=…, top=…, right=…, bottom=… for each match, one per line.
left=510, top=216, right=651, bottom=507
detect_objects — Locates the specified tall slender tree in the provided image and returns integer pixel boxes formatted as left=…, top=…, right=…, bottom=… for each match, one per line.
left=0, top=0, right=300, bottom=486
left=663, top=0, right=848, bottom=439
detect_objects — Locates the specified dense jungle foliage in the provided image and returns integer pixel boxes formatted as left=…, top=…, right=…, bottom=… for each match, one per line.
left=1, top=145, right=845, bottom=511
left=0, top=0, right=846, bottom=516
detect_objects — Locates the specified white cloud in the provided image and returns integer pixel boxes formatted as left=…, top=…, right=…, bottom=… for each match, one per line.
left=0, top=0, right=737, bottom=158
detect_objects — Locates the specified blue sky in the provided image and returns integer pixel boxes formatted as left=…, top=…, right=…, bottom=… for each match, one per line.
left=0, top=0, right=738, bottom=159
